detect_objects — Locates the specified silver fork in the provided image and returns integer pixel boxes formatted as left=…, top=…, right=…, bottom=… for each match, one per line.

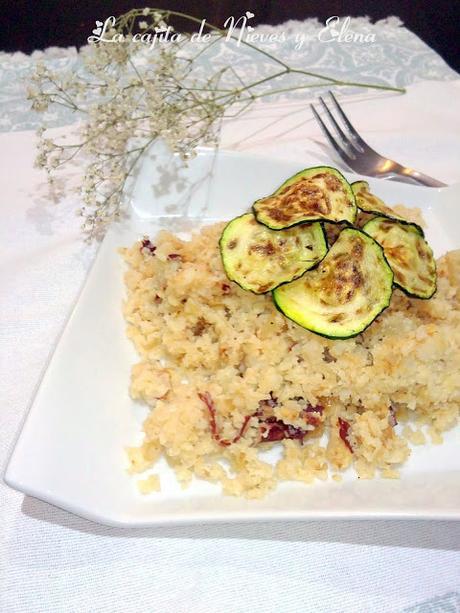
left=311, top=91, right=446, bottom=188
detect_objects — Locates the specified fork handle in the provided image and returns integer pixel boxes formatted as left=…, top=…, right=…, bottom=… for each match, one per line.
left=391, top=167, right=447, bottom=188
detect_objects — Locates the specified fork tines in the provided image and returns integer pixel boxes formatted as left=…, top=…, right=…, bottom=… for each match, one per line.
left=311, top=91, right=370, bottom=163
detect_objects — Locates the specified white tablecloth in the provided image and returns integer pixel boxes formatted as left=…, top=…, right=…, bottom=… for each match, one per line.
left=1, top=17, right=460, bottom=613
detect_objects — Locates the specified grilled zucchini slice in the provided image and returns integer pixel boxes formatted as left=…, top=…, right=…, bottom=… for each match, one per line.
left=362, top=217, right=436, bottom=298
left=219, top=213, right=327, bottom=293
left=253, top=166, right=357, bottom=230
left=273, top=228, right=393, bottom=338
left=352, top=181, right=424, bottom=235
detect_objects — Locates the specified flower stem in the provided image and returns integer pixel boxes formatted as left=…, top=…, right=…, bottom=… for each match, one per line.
left=117, top=8, right=406, bottom=95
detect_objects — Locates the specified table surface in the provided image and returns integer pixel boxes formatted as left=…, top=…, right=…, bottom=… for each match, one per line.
left=1, top=17, right=460, bottom=613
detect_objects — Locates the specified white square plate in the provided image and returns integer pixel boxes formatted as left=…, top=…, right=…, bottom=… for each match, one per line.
left=4, top=148, right=460, bottom=526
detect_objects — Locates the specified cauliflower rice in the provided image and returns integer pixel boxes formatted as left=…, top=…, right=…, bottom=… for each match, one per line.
left=122, top=223, right=460, bottom=499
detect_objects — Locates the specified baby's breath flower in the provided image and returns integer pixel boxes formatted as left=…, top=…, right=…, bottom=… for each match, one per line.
left=32, top=97, right=50, bottom=112
left=30, top=8, right=402, bottom=240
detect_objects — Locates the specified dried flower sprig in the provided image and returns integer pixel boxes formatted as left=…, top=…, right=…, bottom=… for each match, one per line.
left=28, top=8, right=405, bottom=240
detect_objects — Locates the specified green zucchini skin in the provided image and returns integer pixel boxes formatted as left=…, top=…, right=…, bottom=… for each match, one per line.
left=351, top=181, right=424, bottom=237
left=351, top=180, right=369, bottom=191
left=271, top=296, right=387, bottom=341
left=362, top=217, right=437, bottom=299
left=253, top=166, right=357, bottom=230
left=219, top=213, right=328, bottom=294
left=396, top=276, right=437, bottom=300
left=272, top=228, right=394, bottom=339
